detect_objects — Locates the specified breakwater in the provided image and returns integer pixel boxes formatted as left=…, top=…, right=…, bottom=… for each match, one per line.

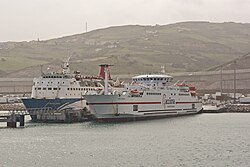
left=2, top=68, right=250, bottom=95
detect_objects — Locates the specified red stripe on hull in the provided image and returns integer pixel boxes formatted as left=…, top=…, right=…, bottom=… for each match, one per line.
left=176, top=102, right=199, bottom=104
left=88, top=101, right=199, bottom=105
left=88, top=102, right=161, bottom=105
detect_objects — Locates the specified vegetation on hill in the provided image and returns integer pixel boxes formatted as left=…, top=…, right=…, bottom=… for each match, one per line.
left=0, top=21, right=250, bottom=77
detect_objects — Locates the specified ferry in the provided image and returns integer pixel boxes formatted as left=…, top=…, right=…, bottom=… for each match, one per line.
left=21, top=58, right=114, bottom=121
left=84, top=67, right=203, bottom=122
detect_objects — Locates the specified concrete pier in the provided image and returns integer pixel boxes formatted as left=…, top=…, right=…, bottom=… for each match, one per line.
left=0, top=111, right=27, bottom=128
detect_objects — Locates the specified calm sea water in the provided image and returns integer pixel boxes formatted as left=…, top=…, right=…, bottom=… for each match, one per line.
left=0, top=113, right=250, bottom=167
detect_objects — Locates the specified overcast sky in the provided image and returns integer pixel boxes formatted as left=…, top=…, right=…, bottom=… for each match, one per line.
left=0, top=0, right=250, bottom=42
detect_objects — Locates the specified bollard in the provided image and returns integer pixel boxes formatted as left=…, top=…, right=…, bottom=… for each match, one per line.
left=19, top=115, right=25, bottom=127
left=7, top=113, right=17, bottom=128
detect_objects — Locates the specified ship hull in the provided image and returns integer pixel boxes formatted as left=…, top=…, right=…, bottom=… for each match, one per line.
left=84, top=95, right=203, bottom=122
left=21, top=98, right=83, bottom=121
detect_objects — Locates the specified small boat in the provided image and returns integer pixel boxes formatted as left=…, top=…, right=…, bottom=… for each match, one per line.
left=202, top=104, right=227, bottom=113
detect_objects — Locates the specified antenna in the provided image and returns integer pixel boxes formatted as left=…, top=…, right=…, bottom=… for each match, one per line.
left=40, top=65, right=43, bottom=75
left=85, top=22, right=88, bottom=33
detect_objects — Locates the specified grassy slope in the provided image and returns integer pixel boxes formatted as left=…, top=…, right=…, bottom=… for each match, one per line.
left=1, top=22, right=250, bottom=77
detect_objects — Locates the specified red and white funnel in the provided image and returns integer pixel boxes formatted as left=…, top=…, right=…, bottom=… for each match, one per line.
left=97, top=64, right=112, bottom=80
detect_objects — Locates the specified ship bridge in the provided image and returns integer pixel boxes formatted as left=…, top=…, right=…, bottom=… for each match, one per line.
left=132, top=74, right=173, bottom=87
left=132, top=74, right=173, bottom=83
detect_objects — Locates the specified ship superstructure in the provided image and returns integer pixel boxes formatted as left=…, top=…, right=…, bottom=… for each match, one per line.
left=21, top=59, right=112, bottom=121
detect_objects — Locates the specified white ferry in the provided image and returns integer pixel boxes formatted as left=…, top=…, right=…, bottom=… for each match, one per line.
left=84, top=70, right=203, bottom=122
left=21, top=58, right=112, bottom=121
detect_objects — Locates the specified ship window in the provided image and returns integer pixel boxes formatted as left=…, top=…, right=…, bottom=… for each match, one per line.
left=59, top=88, right=61, bottom=90
left=38, top=88, right=41, bottom=90
left=53, top=88, right=57, bottom=90
left=35, top=88, right=37, bottom=90
left=58, top=82, right=60, bottom=84
left=67, top=88, right=69, bottom=90
left=73, top=88, right=75, bottom=90
left=81, top=88, right=83, bottom=91
left=43, top=88, right=46, bottom=90
left=48, top=88, right=52, bottom=90
left=133, top=105, right=138, bottom=111
left=63, top=82, right=65, bottom=84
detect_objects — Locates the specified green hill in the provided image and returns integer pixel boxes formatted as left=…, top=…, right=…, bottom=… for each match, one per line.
left=1, top=21, right=250, bottom=77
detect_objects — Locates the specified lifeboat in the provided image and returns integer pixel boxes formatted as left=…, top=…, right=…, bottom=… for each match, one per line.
left=130, top=89, right=140, bottom=96
left=177, top=84, right=196, bottom=96
left=189, top=86, right=196, bottom=96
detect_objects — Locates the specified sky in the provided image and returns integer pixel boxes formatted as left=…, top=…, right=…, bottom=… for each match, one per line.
left=0, top=0, right=250, bottom=42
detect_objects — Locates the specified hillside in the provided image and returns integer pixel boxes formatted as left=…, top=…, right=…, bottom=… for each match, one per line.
left=0, top=21, right=250, bottom=77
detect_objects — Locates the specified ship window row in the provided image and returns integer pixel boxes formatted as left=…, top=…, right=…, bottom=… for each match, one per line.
left=35, top=87, right=61, bottom=90
left=146, top=92, right=161, bottom=95
left=67, top=88, right=95, bottom=91
left=43, top=76, right=63, bottom=78
left=134, top=78, right=172, bottom=81
left=179, top=93, right=190, bottom=96
left=36, top=81, right=65, bottom=84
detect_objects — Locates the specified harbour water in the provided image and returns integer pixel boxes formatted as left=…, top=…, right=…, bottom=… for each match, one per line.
left=1, top=113, right=250, bottom=167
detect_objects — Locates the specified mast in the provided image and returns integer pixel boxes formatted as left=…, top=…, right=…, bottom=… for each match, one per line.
left=233, top=61, right=236, bottom=103
left=104, top=67, right=108, bottom=95
left=40, top=65, right=43, bottom=75
left=220, top=66, right=223, bottom=94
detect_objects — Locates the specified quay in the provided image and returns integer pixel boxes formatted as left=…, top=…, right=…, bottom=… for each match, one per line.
left=0, top=103, right=28, bottom=128
left=202, top=104, right=250, bottom=113
left=0, top=110, right=29, bottom=128
left=227, top=104, right=250, bottom=113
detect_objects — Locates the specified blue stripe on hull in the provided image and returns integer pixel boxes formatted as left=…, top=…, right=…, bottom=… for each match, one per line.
left=21, top=98, right=82, bottom=121
left=22, top=98, right=81, bottom=110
